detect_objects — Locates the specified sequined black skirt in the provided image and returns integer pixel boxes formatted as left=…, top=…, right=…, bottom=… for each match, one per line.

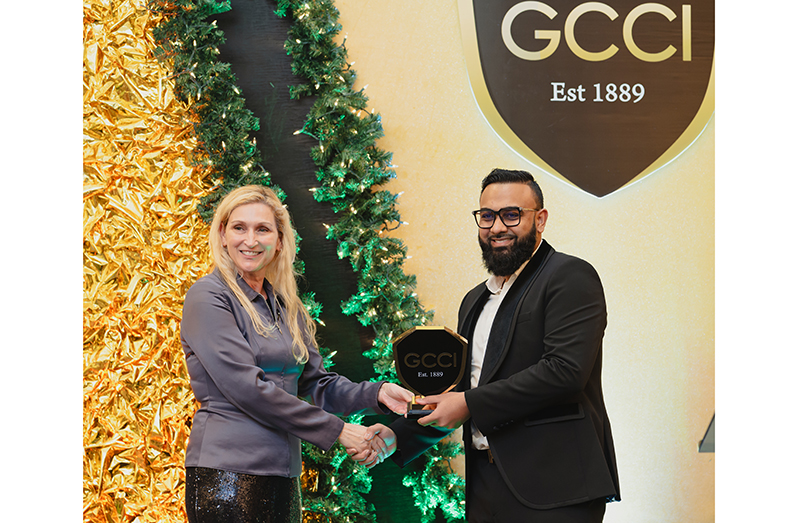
left=185, top=467, right=301, bottom=523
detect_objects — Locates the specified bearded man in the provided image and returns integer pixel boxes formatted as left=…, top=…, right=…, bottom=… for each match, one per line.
left=379, top=168, right=621, bottom=522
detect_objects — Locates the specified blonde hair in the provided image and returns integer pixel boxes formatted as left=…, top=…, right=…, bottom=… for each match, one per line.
left=209, top=185, right=315, bottom=363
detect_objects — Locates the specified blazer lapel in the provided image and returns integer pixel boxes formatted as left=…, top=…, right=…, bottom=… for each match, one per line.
left=478, top=240, right=553, bottom=385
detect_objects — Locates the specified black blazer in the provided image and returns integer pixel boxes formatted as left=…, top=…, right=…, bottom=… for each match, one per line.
left=390, top=240, right=620, bottom=511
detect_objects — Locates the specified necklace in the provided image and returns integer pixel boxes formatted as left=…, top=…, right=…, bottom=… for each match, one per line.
left=262, top=290, right=283, bottom=334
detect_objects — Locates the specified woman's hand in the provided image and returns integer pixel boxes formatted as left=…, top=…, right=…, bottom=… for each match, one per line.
left=338, top=422, right=371, bottom=457
left=378, top=383, right=414, bottom=415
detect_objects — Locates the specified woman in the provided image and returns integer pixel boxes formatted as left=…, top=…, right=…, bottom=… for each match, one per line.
left=180, top=185, right=410, bottom=522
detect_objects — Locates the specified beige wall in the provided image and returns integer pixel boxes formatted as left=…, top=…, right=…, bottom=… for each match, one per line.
left=337, top=1, right=714, bottom=521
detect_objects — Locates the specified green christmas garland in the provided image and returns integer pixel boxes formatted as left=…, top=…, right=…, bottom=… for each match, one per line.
left=277, top=0, right=434, bottom=382
left=149, top=0, right=464, bottom=521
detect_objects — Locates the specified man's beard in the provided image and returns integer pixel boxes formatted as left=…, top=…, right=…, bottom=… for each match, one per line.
left=478, top=229, right=538, bottom=276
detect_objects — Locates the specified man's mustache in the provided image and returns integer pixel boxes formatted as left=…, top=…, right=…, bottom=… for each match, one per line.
left=487, top=233, right=516, bottom=243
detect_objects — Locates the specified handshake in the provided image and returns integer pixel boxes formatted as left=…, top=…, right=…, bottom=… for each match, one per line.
left=338, top=422, right=397, bottom=469
left=337, top=382, right=414, bottom=469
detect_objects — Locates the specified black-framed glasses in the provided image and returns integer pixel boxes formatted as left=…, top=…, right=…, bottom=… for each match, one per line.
left=472, top=207, right=538, bottom=229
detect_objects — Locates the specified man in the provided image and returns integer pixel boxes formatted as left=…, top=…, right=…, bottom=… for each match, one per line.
left=379, top=169, right=620, bottom=522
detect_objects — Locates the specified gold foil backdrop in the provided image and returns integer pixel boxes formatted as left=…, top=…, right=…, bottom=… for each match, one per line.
left=83, top=0, right=211, bottom=520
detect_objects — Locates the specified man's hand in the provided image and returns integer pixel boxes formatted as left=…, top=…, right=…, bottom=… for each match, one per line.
left=416, top=392, right=470, bottom=430
left=378, top=383, right=414, bottom=415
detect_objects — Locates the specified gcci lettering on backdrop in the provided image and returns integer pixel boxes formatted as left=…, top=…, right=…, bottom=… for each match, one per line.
left=458, top=1, right=714, bottom=197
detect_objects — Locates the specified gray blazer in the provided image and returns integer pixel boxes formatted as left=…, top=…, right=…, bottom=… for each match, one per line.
left=181, top=270, right=384, bottom=477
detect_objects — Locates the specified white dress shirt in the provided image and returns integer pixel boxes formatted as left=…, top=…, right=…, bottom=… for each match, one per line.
left=469, top=246, right=538, bottom=449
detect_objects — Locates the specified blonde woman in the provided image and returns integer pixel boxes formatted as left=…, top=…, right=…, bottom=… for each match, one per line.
left=180, top=185, right=410, bottom=522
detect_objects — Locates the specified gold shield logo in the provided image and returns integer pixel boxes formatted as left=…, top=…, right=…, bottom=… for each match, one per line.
left=458, top=0, right=714, bottom=197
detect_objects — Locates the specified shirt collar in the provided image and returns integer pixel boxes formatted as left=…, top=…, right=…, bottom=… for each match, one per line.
left=232, top=270, right=273, bottom=302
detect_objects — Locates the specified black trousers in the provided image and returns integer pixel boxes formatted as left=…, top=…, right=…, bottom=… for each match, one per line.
left=185, top=467, right=301, bottom=523
left=467, top=451, right=607, bottom=522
